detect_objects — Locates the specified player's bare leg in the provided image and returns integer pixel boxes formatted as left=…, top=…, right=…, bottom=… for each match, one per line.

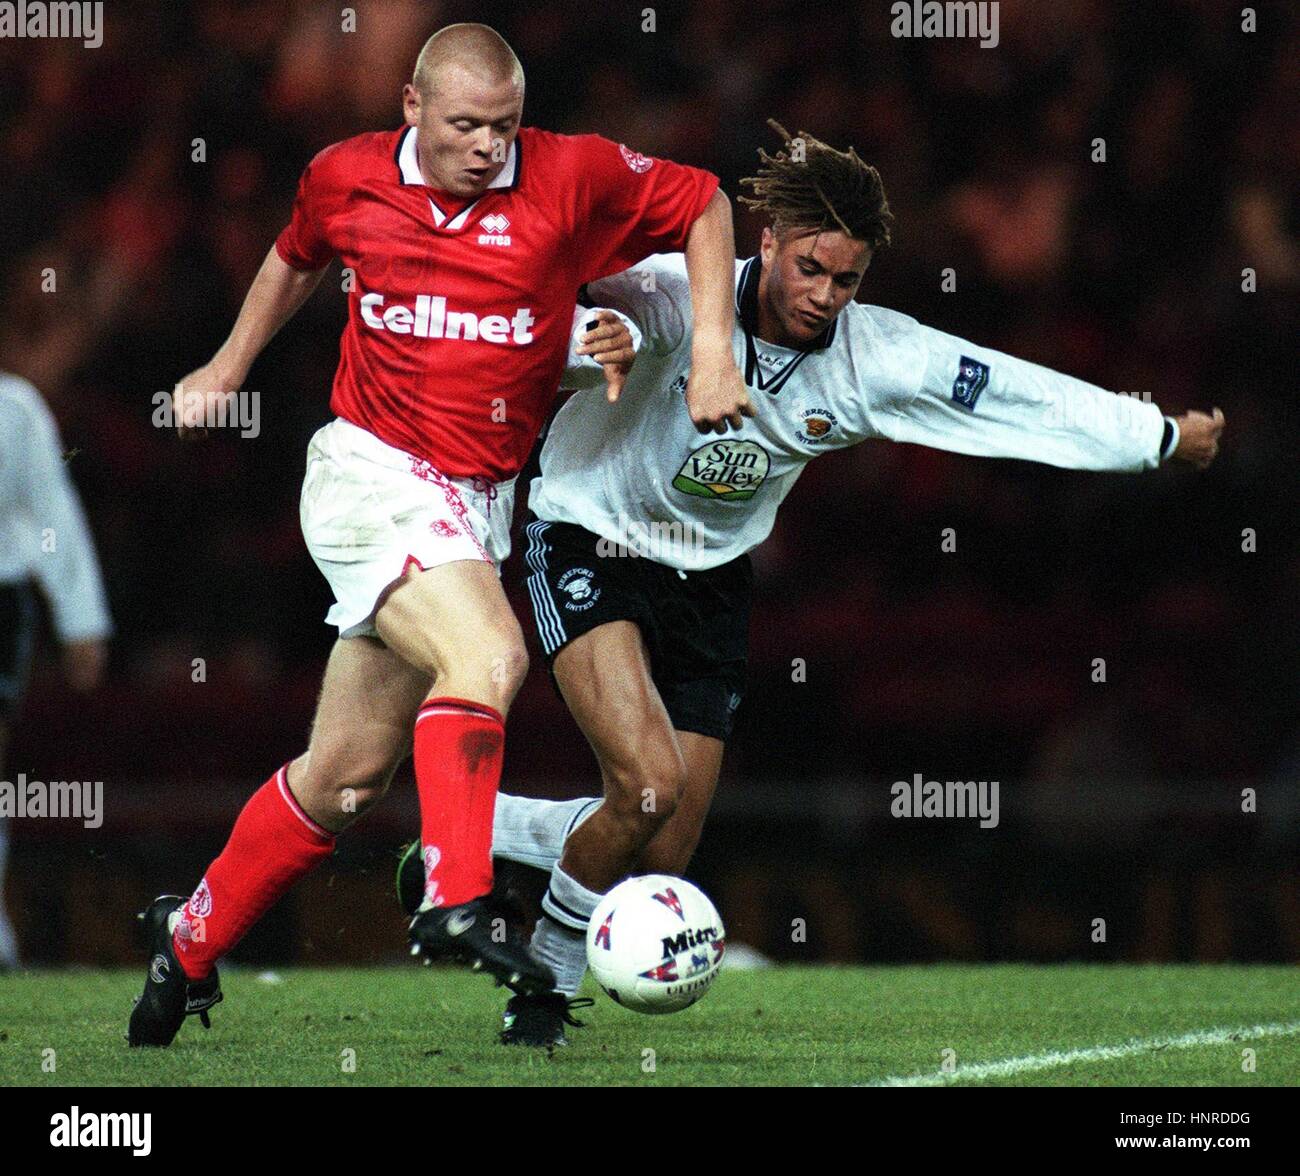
left=516, top=625, right=682, bottom=1020
left=488, top=624, right=725, bottom=1043
left=483, top=730, right=722, bottom=885
left=634, top=730, right=725, bottom=876
left=289, top=635, right=432, bottom=830
left=484, top=620, right=683, bottom=1041
left=550, top=621, right=686, bottom=893
left=129, top=636, right=430, bottom=1046
left=374, top=559, right=555, bottom=995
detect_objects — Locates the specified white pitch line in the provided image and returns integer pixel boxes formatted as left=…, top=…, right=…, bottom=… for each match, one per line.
left=872, top=1021, right=1300, bottom=1087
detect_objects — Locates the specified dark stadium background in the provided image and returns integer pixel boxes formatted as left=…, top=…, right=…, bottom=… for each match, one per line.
left=2, top=0, right=1295, bottom=968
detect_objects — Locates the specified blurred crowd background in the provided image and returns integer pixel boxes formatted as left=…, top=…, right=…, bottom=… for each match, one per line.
left=2, top=0, right=1296, bottom=965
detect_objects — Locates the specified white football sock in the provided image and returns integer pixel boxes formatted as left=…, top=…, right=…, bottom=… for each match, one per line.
left=493, top=794, right=601, bottom=871
left=535, top=863, right=603, bottom=995
left=0, top=819, right=16, bottom=969
left=529, top=916, right=589, bottom=997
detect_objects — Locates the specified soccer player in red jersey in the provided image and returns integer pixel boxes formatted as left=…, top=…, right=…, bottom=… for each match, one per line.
left=128, top=23, right=752, bottom=1046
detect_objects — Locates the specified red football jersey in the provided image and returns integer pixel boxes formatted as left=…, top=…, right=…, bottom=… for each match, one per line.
left=276, top=126, right=718, bottom=480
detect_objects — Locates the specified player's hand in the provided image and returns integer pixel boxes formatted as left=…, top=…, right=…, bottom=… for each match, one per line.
left=686, top=353, right=753, bottom=434
left=62, top=639, right=108, bottom=693
left=576, top=310, right=638, bottom=404
left=172, top=361, right=243, bottom=439
left=1171, top=408, right=1225, bottom=470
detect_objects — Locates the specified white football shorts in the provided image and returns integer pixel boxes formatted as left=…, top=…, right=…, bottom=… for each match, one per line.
left=300, top=418, right=515, bottom=639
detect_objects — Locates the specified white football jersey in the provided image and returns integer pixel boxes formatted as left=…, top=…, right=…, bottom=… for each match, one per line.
left=530, top=255, right=1170, bottom=571
left=0, top=372, right=112, bottom=640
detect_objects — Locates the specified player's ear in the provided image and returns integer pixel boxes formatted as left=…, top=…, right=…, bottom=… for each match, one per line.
left=760, top=226, right=776, bottom=264
left=401, top=83, right=421, bottom=127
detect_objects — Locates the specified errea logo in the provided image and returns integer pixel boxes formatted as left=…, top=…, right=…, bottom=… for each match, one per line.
left=478, top=212, right=511, bottom=246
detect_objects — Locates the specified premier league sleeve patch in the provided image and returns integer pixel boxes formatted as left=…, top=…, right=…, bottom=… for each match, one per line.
left=951, top=356, right=990, bottom=411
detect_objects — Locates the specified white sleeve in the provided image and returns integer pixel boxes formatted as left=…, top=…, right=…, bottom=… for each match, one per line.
left=872, top=316, right=1167, bottom=472
left=561, top=305, right=643, bottom=391
left=583, top=253, right=690, bottom=355
left=17, top=388, right=113, bottom=642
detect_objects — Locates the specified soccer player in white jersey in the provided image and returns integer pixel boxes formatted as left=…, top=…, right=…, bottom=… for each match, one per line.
left=400, top=123, right=1225, bottom=1046
left=0, top=373, right=112, bottom=970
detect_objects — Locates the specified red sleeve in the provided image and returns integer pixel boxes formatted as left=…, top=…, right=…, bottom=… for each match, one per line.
left=570, top=136, right=720, bottom=285
left=274, top=153, right=336, bottom=272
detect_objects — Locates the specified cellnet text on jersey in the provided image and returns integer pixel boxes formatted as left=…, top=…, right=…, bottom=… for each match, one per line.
left=359, top=291, right=537, bottom=344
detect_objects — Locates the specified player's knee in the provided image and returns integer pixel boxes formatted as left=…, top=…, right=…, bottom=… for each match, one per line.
left=297, top=751, right=396, bottom=819
left=609, top=756, right=684, bottom=840
left=437, top=633, right=528, bottom=710
left=484, top=639, right=529, bottom=701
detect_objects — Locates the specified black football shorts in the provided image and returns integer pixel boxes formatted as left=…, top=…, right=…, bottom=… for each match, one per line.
left=520, top=516, right=752, bottom=741
left=0, top=581, right=38, bottom=721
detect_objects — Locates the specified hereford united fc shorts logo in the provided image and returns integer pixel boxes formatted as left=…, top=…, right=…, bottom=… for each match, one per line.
left=557, top=568, right=601, bottom=611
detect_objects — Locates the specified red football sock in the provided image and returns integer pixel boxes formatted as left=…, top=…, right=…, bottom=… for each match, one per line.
left=173, top=765, right=334, bottom=980
left=414, top=697, right=504, bottom=908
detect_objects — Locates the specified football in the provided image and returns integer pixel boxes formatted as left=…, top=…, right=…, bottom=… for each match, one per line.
left=585, top=875, right=727, bottom=1014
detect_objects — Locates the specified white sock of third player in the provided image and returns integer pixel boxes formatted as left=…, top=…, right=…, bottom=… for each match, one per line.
left=0, top=818, right=16, bottom=969
left=533, top=863, right=603, bottom=996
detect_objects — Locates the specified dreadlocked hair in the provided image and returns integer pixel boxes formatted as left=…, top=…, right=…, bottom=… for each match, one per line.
left=738, top=119, right=894, bottom=251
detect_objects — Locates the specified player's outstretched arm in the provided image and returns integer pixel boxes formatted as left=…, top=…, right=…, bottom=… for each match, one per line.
left=1167, top=408, right=1225, bottom=470
left=172, top=246, right=328, bottom=435
left=683, top=188, right=752, bottom=435
left=868, top=317, right=1225, bottom=473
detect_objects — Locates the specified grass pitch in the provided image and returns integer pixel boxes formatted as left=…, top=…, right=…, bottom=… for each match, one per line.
left=0, top=965, right=1295, bottom=1086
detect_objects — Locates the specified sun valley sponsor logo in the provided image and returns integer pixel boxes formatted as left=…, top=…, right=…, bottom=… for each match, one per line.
left=477, top=212, right=511, bottom=246
left=50, top=1107, right=152, bottom=1157
left=672, top=440, right=770, bottom=501
left=360, top=291, right=535, bottom=344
